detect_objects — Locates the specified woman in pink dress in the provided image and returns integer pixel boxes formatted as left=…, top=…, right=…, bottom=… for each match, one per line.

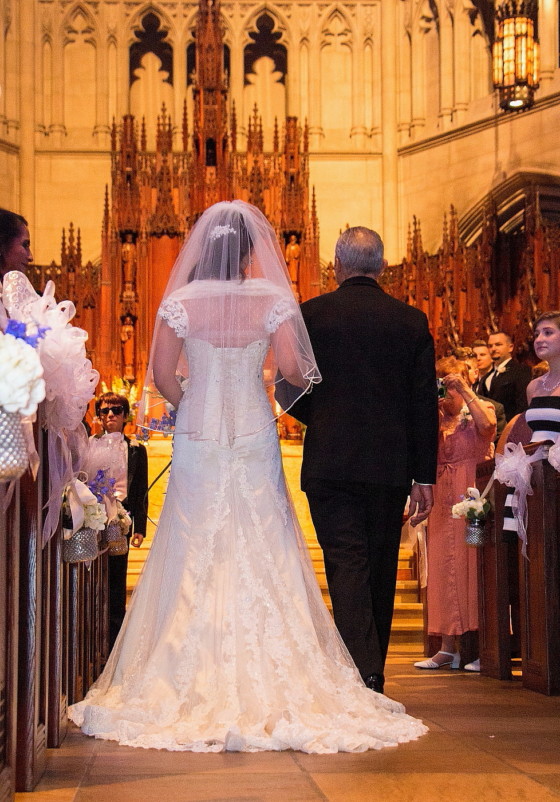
left=414, top=356, right=495, bottom=670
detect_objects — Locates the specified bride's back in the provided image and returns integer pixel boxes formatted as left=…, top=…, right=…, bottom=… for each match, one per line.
left=171, top=279, right=286, bottom=445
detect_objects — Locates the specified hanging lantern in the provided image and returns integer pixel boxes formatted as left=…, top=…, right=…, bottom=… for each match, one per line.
left=493, top=0, right=539, bottom=111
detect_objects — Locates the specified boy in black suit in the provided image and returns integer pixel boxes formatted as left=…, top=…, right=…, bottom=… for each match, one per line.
left=94, top=392, right=148, bottom=648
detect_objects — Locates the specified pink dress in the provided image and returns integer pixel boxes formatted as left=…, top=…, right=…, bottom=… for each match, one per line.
left=426, top=411, right=495, bottom=636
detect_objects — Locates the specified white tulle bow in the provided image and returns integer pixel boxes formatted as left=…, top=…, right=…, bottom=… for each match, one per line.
left=494, top=442, right=547, bottom=557
left=2, top=272, right=99, bottom=544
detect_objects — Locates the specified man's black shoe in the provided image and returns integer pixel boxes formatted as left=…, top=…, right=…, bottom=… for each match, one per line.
left=364, top=673, right=384, bottom=694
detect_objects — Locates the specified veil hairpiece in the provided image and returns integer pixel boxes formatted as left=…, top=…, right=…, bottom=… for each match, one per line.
left=137, top=200, right=321, bottom=440
left=210, top=224, right=237, bottom=241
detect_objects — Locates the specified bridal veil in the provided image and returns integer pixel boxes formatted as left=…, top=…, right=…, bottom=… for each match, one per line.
left=138, top=201, right=321, bottom=437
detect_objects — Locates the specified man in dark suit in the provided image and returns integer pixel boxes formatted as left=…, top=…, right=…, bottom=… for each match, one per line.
left=478, top=332, right=531, bottom=421
left=471, top=340, right=493, bottom=396
left=285, top=227, right=438, bottom=695
left=94, top=393, right=148, bottom=647
left=464, top=348, right=506, bottom=442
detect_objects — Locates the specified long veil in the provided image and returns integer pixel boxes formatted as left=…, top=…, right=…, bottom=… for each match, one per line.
left=137, top=201, right=320, bottom=438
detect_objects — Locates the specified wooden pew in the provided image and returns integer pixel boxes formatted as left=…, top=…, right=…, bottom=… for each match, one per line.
left=477, top=444, right=560, bottom=694
left=0, top=413, right=110, bottom=794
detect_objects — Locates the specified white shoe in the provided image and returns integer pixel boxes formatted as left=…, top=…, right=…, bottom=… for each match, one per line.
left=414, top=651, right=461, bottom=669
left=464, top=658, right=481, bottom=672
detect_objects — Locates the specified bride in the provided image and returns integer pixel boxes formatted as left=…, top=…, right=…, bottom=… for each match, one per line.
left=69, top=201, right=427, bottom=753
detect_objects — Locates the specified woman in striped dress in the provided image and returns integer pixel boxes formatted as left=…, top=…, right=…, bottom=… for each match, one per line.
left=503, top=312, right=560, bottom=536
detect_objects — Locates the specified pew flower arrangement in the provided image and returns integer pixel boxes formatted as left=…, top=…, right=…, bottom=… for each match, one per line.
left=62, top=474, right=108, bottom=535
left=451, top=487, right=491, bottom=521
left=0, top=328, right=46, bottom=417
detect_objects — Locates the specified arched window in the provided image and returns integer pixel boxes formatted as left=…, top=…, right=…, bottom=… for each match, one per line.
left=129, top=12, right=174, bottom=148
left=130, top=12, right=173, bottom=88
left=243, top=13, right=287, bottom=149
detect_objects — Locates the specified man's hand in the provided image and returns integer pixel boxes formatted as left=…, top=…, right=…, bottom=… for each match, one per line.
left=406, top=484, right=434, bottom=527
left=131, top=532, right=144, bottom=548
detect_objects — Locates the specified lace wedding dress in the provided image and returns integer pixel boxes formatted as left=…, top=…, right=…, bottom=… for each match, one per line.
left=69, top=281, right=427, bottom=753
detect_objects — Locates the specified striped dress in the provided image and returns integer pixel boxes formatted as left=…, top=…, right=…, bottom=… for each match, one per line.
left=503, top=396, right=560, bottom=534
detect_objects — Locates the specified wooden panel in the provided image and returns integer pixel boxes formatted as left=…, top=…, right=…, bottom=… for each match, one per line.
left=14, top=438, right=46, bottom=792
left=518, top=459, right=560, bottom=695
left=45, top=532, right=66, bottom=748
left=477, top=459, right=512, bottom=680
left=0, top=483, right=16, bottom=802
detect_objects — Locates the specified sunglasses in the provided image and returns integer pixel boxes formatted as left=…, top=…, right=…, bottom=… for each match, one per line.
left=99, top=405, right=125, bottom=416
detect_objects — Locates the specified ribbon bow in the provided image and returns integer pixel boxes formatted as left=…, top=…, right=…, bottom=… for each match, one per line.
left=63, top=474, right=98, bottom=538
left=494, top=442, right=547, bottom=557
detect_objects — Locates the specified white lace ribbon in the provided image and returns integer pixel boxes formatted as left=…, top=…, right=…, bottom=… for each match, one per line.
left=493, top=442, right=547, bottom=557
left=63, top=474, right=98, bottom=539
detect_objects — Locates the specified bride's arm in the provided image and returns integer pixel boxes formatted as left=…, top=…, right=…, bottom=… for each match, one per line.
left=152, top=323, right=184, bottom=408
left=270, top=322, right=308, bottom=388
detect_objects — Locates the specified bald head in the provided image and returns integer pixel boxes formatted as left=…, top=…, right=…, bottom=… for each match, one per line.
left=334, top=227, right=385, bottom=281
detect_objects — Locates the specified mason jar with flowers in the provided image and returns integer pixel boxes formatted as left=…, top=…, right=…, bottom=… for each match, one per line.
left=452, top=487, right=491, bottom=546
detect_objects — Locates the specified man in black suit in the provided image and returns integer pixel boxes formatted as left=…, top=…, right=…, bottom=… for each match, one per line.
left=478, top=332, right=531, bottom=421
left=471, top=340, right=493, bottom=396
left=285, top=227, right=438, bottom=695
left=464, top=347, right=506, bottom=442
left=94, top=393, right=148, bottom=647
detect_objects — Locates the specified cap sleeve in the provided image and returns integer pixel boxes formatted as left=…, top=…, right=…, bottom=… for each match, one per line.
left=158, top=298, right=189, bottom=339
left=265, top=296, right=297, bottom=334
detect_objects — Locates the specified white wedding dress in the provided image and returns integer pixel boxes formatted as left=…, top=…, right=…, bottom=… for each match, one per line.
left=69, top=283, right=427, bottom=753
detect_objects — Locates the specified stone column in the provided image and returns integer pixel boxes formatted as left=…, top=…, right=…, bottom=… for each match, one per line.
left=381, top=0, right=399, bottom=262
left=350, top=12, right=367, bottom=149
left=287, top=24, right=300, bottom=118
left=49, top=31, right=66, bottom=144
left=19, top=0, right=35, bottom=224
left=0, top=0, right=7, bottom=129
left=539, top=0, right=557, bottom=85
left=94, top=21, right=111, bottom=147
left=308, top=28, right=323, bottom=150
left=439, top=8, right=454, bottom=130
left=410, top=25, right=426, bottom=136
left=453, top=7, right=470, bottom=124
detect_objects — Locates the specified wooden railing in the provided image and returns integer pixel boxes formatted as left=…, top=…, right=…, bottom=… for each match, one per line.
left=476, top=444, right=560, bottom=695
left=0, top=413, right=109, bottom=799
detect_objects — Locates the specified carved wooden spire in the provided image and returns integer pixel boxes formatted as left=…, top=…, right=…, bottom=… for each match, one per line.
left=182, top=99, right=189, bottom=152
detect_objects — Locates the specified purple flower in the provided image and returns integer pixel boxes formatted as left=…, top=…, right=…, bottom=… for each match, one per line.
left=88, top=468, right=116, bottom=501
left=4, top=319, right=50, bottom=348
left=5, top=320, right=27, bottom=339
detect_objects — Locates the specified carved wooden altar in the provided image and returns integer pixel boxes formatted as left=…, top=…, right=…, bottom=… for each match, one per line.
left=92, top=0, right=320, bottom=391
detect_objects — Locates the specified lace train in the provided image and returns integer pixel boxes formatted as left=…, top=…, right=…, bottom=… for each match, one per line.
left=69, top=416, right=427, bottom=753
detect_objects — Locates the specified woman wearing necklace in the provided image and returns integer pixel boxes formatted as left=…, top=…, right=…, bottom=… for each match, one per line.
left=414, top=356, right=495, bottom=671
left=503, top=312, right=560, bottom=537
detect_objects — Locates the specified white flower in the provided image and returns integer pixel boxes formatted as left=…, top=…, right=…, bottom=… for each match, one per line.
left=83, top=501, right=108, bottom=531
left=0, top=331, right=46, bottom=416
left=452, top=487, right=491, bottom=520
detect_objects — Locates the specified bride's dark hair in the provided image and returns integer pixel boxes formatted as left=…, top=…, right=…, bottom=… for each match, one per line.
left=194, top=212, right=251, bottom=282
